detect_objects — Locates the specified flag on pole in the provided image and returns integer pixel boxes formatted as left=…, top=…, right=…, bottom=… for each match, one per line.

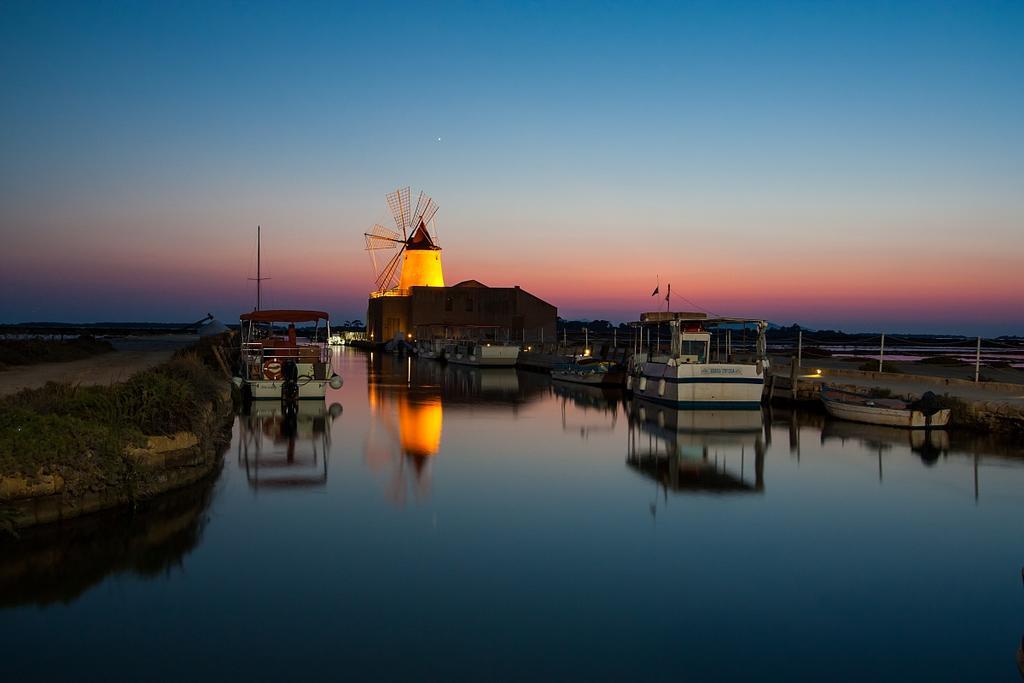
left=665, top=283, right=671, bottom=303
left=651, top=276, right=659, bottom=296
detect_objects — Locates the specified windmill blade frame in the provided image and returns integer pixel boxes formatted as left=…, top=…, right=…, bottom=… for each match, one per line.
left=411, top=191, right=439, bottom=235
left=386, top=186, right=412, bottom=238
left=364, top=224, right=403, bottom=250
left=374, top=247, right=405, bottom=292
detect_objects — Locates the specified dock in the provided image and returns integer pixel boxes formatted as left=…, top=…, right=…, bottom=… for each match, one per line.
left=768, top=359, right=1024, bottom=433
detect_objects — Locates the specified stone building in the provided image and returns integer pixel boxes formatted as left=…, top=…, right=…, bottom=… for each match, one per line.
left=366, top=280, right=557, bottom=345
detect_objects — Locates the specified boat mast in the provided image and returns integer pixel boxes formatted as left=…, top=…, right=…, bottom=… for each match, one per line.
left=248, top=225, right=270, bottom=311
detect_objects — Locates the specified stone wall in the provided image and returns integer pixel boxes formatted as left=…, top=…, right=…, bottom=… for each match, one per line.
left=1, top=396, right=234, bottom=530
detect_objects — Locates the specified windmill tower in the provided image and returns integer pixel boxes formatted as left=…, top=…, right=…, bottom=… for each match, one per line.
left=364, top=187, right=444, bottom=293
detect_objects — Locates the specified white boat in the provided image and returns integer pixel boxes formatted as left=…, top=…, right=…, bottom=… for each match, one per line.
left=551, top=357, right=625, bottom=386
left=446, top=340, right=519, bottom=367
left=328, top=334, right=344, bottom=346
left=626, top=313, right=769, bottom=408
left=237, top=309, right=343, bottom=400
left=820, top=387, right=950, bottom=428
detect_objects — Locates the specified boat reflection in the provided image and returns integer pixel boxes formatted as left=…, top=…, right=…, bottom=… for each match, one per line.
left=627, top=398, right=766, bottom=495
left=0, top=468, right=220, bottom=608
left=552, top=382, right=623, bottom=440
left=237, top=401, right=340, bottom=490
left=364, top=353, right=546, bottom=504
left=820, top=418, right=949, bottom=466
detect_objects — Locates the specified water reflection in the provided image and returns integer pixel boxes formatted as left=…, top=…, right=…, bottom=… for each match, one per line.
left=237, top=401, right=340, bottom=490
left=552, top=382, right=622, bottom=439
left=820, top=418, right=950, bottom=468
left=364, top=354, right=547, bottom=503
left=626, top=399, right=766, bottom=495
left=3, top=348, right=1024, bottom=679
left=0, top=468, right=220, bottom=608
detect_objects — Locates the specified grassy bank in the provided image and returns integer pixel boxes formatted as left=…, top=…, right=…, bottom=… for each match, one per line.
left=0, top=337, right=234, bottom=533
left=0, top=336, right=114, bottom=371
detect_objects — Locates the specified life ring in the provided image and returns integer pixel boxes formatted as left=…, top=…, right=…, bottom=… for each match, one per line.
left=263, top=359, right=284, bottom=380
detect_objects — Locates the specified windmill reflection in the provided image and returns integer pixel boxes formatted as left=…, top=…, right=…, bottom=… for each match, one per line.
left=627, top=399, right=766, bottom=500
left=365, top=352, right=546, bottom=504
left=237, top=401, right=340, bottom=490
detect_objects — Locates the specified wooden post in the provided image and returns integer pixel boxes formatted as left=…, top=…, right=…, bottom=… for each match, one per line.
left=211, top=345, right=232, bottom=379
left=797, top=329, right=802, bottom=370
left=790, top=355, right=799, bottom=401
left=975, top=336, right=981, bottom=382
left=878, top=333, right=885, bottom=373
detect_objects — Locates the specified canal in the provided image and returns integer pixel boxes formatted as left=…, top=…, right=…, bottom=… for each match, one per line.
left=2, top=348, right=1023, bottom=680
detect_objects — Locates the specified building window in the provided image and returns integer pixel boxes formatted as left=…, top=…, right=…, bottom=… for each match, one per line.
left=445, top=296, right=453, bottom=312
left=465, top=297, right=474, bottom=312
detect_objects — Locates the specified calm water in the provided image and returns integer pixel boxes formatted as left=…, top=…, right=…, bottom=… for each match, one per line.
left=2, top=349, right=1023, bottom=681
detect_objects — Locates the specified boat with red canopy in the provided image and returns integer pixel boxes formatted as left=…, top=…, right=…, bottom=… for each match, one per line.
left=237, top=309, right=343, bottom=401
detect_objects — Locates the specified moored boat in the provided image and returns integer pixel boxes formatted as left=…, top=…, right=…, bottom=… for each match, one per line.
left=446, top=340, right=519, bottom=367
left=415, top=338, right=449, bottom=360
left=551, top=357, right=625, bottom=386
left=820, top=386, right=950, bottom=429
left=626, top=312, right=769, bottom=408
left=237, top=309, right=343, bottom=401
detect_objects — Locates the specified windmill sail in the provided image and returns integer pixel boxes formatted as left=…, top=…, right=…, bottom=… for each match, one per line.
left=411, top=191, right=439, bottom=238
left=386, top=186, right=412, bottom=237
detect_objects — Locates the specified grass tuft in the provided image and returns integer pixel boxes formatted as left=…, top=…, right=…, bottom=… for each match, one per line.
left=0, top=347, right=228, bottom=499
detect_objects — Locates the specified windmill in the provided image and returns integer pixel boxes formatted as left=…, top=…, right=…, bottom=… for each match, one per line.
left=364, top=186, right=444, bottom=294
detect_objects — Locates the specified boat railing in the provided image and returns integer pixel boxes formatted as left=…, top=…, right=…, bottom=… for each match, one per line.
left=241, top=342, right=329, bottom=365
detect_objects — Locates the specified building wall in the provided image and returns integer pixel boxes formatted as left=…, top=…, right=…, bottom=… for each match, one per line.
left=366, top=284, right=557, bottom=344
left=366, top=295, right=412, bottom=343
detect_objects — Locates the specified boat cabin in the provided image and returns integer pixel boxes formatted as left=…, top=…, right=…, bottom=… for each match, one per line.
left=239, top=310, right=332, bottom=382
left=633, top=311, right=768, bottom=365
left=676, top=332, right=710, bottom=363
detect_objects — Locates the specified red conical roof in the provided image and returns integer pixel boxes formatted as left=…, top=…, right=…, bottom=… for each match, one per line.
left=406, top=220, right=438, bottom=250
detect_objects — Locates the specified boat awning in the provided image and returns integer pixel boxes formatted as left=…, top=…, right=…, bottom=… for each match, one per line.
left=240, top=309, right=330, bottom=323
left=637, top=312, right=765, bottom=327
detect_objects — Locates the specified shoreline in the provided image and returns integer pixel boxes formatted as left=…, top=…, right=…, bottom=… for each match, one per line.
left=0, top=334, right=199, bottom=398
left=0, top=337, right=236, bottom=532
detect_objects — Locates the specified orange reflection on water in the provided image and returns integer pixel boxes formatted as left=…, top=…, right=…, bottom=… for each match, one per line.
left=398, top=396, right=443, bottom=459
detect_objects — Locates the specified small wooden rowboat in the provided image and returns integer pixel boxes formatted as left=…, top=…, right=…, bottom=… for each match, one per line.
left=820, top=386, right=950, bottom=429
left=551, top=358, right=625, bottom=387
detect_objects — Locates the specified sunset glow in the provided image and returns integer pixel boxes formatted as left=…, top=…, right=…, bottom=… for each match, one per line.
left=1, top=2, right=1021, bottom=334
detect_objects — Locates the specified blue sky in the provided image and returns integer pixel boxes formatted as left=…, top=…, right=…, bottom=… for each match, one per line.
left=2, top=1, right=1022, bottom=333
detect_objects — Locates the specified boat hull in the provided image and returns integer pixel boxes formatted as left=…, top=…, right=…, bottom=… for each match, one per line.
left=628, top=362, right=764, bottom=407
left=447, top=345, right=520, bottom=367
left=822, top=399, right=950, bottom=428
left=551, top=370, right=625, bottom=386
left=244, top=379, right=331, bottom=400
